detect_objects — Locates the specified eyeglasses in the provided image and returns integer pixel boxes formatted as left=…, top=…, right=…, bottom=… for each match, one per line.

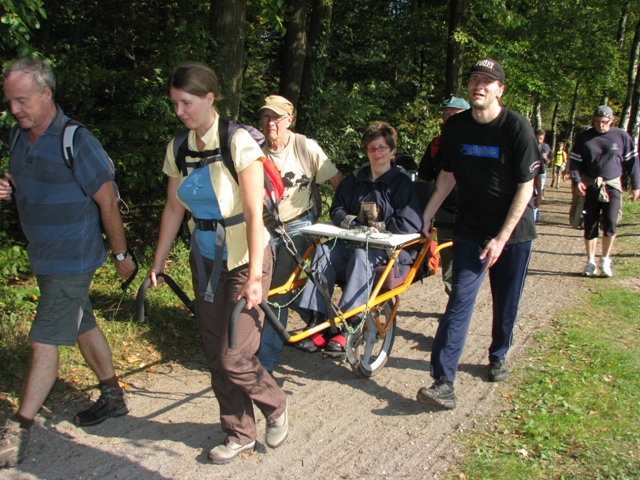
left=366, top=145, right=390, bottom=154
left=261, top=114, right=289, bottom=124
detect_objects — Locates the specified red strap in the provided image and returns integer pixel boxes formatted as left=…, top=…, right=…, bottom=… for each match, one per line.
left=329, top=334, right=347, bottom=348
left=311, top=333, right=328, bottom=347
left=430, top=136, right=440, bottom=159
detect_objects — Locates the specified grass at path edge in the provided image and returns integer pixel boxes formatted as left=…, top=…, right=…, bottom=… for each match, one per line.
left=451, top=199, right=640, bottom=479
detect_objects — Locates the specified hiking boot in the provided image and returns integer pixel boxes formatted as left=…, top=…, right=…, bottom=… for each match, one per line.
left=600, top=257, right=612, bottom=277
left=265, top=397, right=289, bottom=448
left=488, top=359, right=509, bottom=382
left=583, top=260, right=597, bottom=277
left=208, top=439, right=255, bottom=464
left=416, top=377, right=456, bottom=409
left=74, top=384, right=129, bottom=426
left=0, top=418, right=30, bottom=468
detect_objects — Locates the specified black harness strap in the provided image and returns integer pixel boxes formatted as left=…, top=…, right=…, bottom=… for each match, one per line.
left=181, top=153, right=224, bottom=171
left=191, top=213, right=245, bottom=303
left=175, top=142, right=224, bottom=176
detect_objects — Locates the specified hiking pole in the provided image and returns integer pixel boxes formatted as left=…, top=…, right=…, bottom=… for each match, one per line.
left=135, top=273, right=196, bottom=323
left=229, top=298, right=290, bottom=349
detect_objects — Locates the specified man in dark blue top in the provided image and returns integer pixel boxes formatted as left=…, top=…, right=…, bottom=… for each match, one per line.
left=569, top=105, right=640, bottom=277
left=416, top=58, right=539, bottom=410
left=534, top=129, right=551, bottom=221
left=0, top=58, right=136, bottom=469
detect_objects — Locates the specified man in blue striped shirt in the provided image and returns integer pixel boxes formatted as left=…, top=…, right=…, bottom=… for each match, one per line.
left=0, top=58, right=136, bottom=469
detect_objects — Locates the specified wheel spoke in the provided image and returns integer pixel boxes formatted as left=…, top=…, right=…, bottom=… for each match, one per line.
left=349, top=301, right=396, bottom=378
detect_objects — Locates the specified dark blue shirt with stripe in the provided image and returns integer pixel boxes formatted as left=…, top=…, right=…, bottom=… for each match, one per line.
left=9, top=107, right=114, bottom=274
left=569, top=126, right=640, bottom=190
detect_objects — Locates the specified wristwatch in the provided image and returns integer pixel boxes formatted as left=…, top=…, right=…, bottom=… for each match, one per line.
left=113, top=251, right=128, bottom=262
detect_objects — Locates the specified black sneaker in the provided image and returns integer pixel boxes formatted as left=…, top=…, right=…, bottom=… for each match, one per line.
left=488, top=359, right=509, bottom=382
left=416, top=377, right=456, bottom=409
left=0, top=419, right=30, bottom=468
left=74, top=384, right=129, bottom=426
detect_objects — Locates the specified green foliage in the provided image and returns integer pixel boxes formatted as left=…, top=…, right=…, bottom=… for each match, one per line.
left=0, top=240, right=30, bottom=277
left=0, top=0, right=46, bottom=57
left=1, top=0, right=639, bottom=275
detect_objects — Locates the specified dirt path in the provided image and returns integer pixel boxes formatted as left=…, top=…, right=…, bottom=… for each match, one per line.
left=4, top=184, right=587, bottom=480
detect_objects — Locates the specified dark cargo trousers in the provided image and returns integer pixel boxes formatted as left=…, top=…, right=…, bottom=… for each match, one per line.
left=190, top=246, right=286, bottom=445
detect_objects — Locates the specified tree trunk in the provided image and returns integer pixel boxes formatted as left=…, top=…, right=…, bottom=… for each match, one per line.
left=298, top=0, right=333, bottom=134
left=445, top=0, right=469, bottom=98
left=567, top=79, right=581, bottom=151
left=280, top=0, right=309, bottom=114
left=628, top=58, right=640, bottom=143
left=551, top=101, right=560, bottom=151
left=620, top=20, right=640, bottom=130
left=534, top=100, right=543, bottom=131
left=617, top=0, right=631, bottom=46
left=210, top=0, right=247, bottom=119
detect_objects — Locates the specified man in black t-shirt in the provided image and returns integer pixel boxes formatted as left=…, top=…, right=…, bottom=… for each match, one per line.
left=569, top=105, right=640, bottom=278
left=416, top=58, right=540, bottom=410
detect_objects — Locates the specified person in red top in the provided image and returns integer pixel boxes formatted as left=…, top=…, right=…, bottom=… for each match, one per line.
left=417, top=96, right=469, bottom=295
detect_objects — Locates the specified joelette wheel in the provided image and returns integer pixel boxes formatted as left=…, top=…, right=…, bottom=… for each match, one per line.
left=348, top=301, right=396, bottom=378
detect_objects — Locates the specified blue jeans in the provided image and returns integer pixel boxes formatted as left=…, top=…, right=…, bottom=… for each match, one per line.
left=429, top=236, right=532, bottom=383
left=257, top=212, right=313, bottom=372
left=296, top=240, right=390, bottom=317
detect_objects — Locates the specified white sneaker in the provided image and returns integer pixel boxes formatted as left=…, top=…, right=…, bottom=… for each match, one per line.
left=583, top=260, right=597, bottom=277
left=208, top=439, right=255, bottom=464
left=600, top=257, right=612, bottom=277
left=265, top=397, right=289, bottom=448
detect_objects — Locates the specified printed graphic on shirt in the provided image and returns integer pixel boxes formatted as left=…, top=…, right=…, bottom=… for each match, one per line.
left=183, top=176, right=204, bottom=195
left=529, top=161, right=542, bottom=173
left=281, top=172, right=312, bottom=202
left=282, top=172, right=311, bottom=189
left=461, top=144, right=500, bottom=158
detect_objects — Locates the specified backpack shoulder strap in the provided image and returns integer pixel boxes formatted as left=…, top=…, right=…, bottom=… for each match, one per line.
left=293, top=133, right=312, bottom=177
left=173, top=128, right=191, bottom=176
left=9, top=125, right=21, bottom=154
left=62, top=119, right=84, bottom=170
left=219, top=119, right=239, bottom=185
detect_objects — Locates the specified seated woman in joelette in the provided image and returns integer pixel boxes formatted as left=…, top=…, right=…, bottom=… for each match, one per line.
left=296, top=122, right=423, bottom=354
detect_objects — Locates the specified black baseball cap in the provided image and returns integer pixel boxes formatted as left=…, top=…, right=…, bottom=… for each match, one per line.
left=468, top=58, right=505, bottom=84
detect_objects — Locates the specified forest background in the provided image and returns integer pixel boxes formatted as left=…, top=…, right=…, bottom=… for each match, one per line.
left=1, top=0, right=640, bottom=255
